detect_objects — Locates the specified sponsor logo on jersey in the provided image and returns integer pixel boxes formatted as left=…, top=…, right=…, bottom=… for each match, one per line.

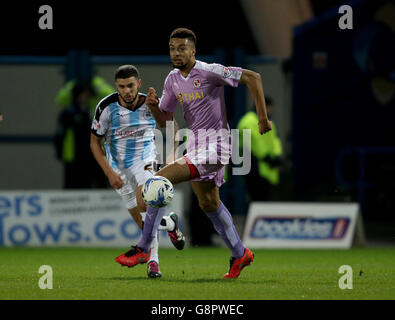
left=250, top=217, right=350, bottom=240
left=143, top=109, right=152, bottom=120
left=193, top=78, right=201, bottom=88
left=177, top=91, right=205, bottom=103
left=222, top=67, right=231, bottom=79
left=115, top=129, right=146, bottom=138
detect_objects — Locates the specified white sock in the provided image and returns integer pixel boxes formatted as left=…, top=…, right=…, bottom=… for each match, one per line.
left=149, top=231, right=159, bottom=264
left=141, top=211, right=175, bottom=232
left=142, top=211, right=172, bottom=231
left=158, top=215, right=175, bottom=232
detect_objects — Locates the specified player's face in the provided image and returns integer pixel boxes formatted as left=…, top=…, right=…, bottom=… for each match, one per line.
left=169, top=38, right=196, bottom=70
left=116, top=77, right=141, bottom=105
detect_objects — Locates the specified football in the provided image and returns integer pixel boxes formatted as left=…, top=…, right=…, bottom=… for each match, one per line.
left=142, top=176, right=174, bottom=208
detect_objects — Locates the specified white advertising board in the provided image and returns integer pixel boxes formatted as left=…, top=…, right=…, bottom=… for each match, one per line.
left=243, top=202, right=360, bottom=249
left=0, top=190, right=184, bottom=247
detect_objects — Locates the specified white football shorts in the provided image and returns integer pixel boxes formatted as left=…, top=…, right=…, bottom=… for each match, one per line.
left=113, top=159, right=158, bottom=210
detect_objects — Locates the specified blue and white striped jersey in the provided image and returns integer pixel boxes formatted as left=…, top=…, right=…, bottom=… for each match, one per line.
left=91, top=92, right=157, bottom=170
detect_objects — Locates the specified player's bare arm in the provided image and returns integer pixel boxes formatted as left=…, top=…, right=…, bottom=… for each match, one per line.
left=239, top=69, right=272, bottom=134
left=145, top=87, right=173, bottom=128
left=90, top=133, right=124, bottom=189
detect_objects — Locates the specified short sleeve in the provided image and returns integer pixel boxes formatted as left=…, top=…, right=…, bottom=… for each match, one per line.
left=206, top=63, right=242, bottom=87
left=159, top=74, right=178, bottom=113
left=91, top=106, right=110, bottom=137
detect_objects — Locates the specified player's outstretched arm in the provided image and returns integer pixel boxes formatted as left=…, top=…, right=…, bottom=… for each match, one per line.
left=90, top=133, right=124, bottom=189
left=146, top=87, right=174, bottom=128
left=239, top=69, right=272, bottom=134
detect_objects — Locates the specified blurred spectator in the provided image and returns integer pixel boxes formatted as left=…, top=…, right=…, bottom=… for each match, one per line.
left=237, top=96, right=283, bottom=201
left=54, top=83, right=107, bottom=188
left=55, top=76, right=114, bottom=119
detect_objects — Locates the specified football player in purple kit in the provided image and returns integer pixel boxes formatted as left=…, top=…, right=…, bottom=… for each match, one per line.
left=116, top=28, right=272, bottom=279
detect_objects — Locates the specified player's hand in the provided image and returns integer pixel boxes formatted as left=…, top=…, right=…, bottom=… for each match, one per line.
left=107, top=171, right=124, bottom=189
left=146, top=87, right=159, bottom=107
left=259, top=119, right=272, bottom=135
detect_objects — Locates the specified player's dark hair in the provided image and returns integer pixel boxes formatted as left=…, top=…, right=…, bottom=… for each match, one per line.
left=170, top=28, right=197, bottom=47
left=114, top=65, right=139, bottom=81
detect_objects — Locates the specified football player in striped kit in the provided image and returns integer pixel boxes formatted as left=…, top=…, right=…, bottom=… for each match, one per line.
left=90, top=65, right=185, bottom=278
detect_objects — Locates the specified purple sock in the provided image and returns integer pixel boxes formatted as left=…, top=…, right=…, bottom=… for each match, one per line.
left=138, top=206, right=166, bottom=253
left=205, top=201, right=245, bottom=258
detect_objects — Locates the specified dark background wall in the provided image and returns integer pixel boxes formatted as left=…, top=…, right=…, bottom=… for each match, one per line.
left=0, top=0, right=258, bottom=55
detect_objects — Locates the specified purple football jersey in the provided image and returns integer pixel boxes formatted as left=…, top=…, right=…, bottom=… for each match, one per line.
left=159, top=60, right=242, bottom=166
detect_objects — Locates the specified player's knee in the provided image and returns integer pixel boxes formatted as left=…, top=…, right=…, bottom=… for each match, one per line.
left=138, top=202, right=147, bottom=213
left=138, top=199, right=147, bottom=212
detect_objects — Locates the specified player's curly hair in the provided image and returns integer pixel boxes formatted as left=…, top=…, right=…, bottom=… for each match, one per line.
left=170, top=28, right=197, bottom=47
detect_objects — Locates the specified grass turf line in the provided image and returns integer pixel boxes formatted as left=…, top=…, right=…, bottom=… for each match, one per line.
left=0, top=247, right=393, bottom=300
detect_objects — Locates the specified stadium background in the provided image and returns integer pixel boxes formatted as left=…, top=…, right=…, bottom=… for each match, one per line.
left=0, top=0, right=394, bottom=301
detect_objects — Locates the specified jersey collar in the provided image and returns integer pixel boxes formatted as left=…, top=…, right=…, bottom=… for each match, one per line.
left=177, top=60, right=200, bottom=80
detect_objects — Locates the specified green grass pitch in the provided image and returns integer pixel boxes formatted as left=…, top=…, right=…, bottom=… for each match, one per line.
left=0, top=247, right=393, bottom=300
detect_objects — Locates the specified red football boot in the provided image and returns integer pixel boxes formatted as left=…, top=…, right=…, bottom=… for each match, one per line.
left=223, top=248, right=254, bottom=279
left=115, top=246, right=151, bottom=268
